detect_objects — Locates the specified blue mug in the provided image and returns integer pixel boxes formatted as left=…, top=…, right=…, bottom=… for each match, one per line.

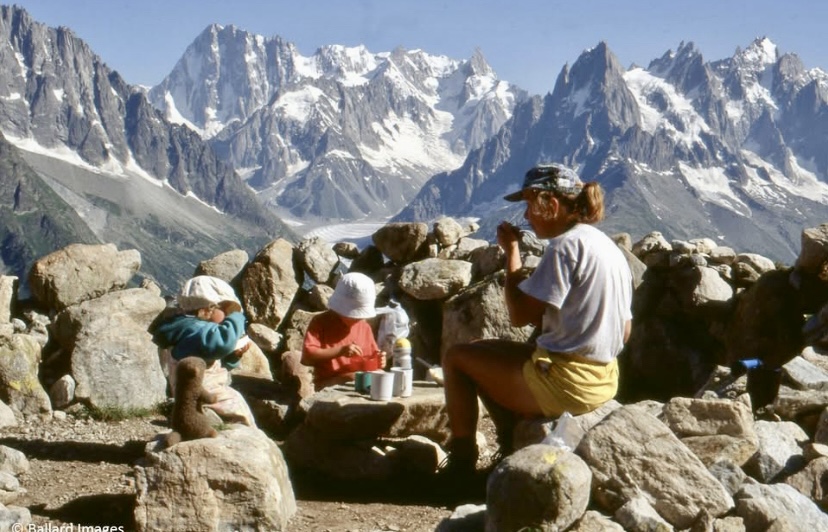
left=354, top=371, right=371, bottom=394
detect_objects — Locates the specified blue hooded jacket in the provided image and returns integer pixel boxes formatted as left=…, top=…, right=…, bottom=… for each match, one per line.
left=153, top=311, right=246, bottom=369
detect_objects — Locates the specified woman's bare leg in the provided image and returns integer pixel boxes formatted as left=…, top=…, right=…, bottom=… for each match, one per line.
left=442, top=339, right=541, bottom=440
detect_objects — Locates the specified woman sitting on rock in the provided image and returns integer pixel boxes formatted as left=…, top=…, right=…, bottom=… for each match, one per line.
left=440, top=163, right=633, bottom=478
left=152, top=275, right=256, bottom=427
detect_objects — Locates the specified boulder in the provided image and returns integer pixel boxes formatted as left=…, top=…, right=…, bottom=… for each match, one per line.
left=486, top=445, right=591, bottom=532
left=28, top=243, right=141, bottom=311
left=240, top=239, right=299, bottom=329
left=52, top=287, right=167, bottom=410
left=576, top=405, right=733, bottom=528
left=372, top=223, right=429, bottom=264
left=441, top=273, right=534, bottom=358
left=0, top=334, right=50, bottom=416
left=734, top=483, right=828, bottom=531
left=783, top=456, right=828, bottom=510
left=745, top=420, right=808, bottom=482
left=398, top=258, right=472, bottom=300
left=134, top=426, right=296, bottom=532
left=193, top=249, right=249, bottom=284
left=302, top=385, right=450, bottom=445
left=296, top=237, right=338, bottom=284
left=660, top=397, right=758, bottom=466
left=433, top=217, right=466, bottom=247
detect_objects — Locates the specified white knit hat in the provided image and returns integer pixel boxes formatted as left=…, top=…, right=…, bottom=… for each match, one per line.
left=328, top=272, right=377, bottom=319
left=177, top=276, right=242, bottom=314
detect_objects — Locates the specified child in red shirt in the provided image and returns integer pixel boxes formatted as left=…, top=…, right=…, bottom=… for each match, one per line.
left=302, top=272, right=387, bottom=389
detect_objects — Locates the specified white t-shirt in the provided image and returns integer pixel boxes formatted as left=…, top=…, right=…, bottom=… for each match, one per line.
left=519, top=224, right=633, bottom=364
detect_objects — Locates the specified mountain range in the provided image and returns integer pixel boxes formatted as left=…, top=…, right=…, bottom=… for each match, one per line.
left=0, top=3, right=827, bottom=294
left=395, top=39, right=828, bottom=261
left=148, top=23, right=526, bottom=221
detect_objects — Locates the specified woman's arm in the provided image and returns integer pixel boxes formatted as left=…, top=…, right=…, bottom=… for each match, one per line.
left=498, top=222, right=546, bottom=327
left=504, top=271, right=547, bottom=327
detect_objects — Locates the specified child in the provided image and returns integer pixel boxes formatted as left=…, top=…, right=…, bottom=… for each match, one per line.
left=301, top=272, right=387, bottom=390
left=153, top=275, right=256, bottom=427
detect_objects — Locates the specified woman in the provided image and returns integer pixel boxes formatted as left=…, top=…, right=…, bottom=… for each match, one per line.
left=440, top=163, right=633, bottom=477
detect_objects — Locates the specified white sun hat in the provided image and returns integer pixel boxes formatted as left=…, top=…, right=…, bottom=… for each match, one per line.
left=177, top=275, right=242, bottom=314
left=328, top=272, right=377, bottom=319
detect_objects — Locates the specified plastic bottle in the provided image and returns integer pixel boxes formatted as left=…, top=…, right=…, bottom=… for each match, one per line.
left=392, top=337, right=412, bottom=369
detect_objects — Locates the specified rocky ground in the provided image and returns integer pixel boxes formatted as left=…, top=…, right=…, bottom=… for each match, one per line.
left=1, top=411, right=478, bottom=532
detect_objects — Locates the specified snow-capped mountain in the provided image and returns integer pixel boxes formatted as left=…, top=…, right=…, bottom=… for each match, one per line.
left=149, top=24, right=527, bottom=221
left=396, top=38, right=828, bottom=262
left=0, top=6, right=295, bottom=291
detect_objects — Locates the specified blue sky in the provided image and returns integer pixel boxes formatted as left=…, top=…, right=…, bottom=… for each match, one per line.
left=10, top=0, right=828, bottom=95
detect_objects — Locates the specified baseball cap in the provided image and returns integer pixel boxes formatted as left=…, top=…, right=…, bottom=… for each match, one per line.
left=328, top=272, right=377, bottom=319
left=177, top=275, right=242, bottom=313
left=503, top=163, right=584, bottom=202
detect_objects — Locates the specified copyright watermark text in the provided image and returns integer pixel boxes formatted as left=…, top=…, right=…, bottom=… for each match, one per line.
left=12, top=524, right=125, bottom=532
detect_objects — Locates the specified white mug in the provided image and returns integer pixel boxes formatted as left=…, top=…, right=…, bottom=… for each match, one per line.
left=369, top=370, right=394, bottom=401
left=391, top=367, right=413, bottom=398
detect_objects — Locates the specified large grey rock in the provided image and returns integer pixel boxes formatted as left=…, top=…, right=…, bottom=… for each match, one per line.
left=296, top=237, right=339, bottom=284
left=27, top=243, right=141, bottom=311
left=433, top=217, right=466, bottom=247
left=193, top=249, right=249, bottom=283
left=660, top=397, right=758, bottom=466
left=0, top=503, right=31, bottom=531
left=774, top=387, right=828, bottom=420
left=614, top=495, right=673, bottom=532
left=486, top=445, right=591, bottom=532
left=795, top=223, right=828, bottom=276
left=745, top=420, right=808, bottom=482
left=134, top=426, right=296, bottom=532
left=576, top=405, right=733, bottom=528
left=0, top=446, right=28, bottom=477
left=49, top=375, right=76, bottom=410
left=0, top=334, right=50, bottom=416
left=442, top=274, right=534, bottom=357
left=372, top=223, right=429, bottom=264
left=52, top=287, right=167, bottom=410
left=302, top=385, right=450, bottom=445
left=240, top=239, right=300, bottom=329
left=0, top=401, right=15, bottom=428
left=734, top=483, right=828, bottom=531
left=783, top=456, right=828, bottom=509
left=398, top=258, right=472, bottom=300
left=782, top=356, right=828, bottom=391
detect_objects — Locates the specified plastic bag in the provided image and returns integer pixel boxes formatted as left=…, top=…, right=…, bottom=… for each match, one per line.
left=375, top=299, right=410, bottom=354
left=541, top=412, right=585, bottom=451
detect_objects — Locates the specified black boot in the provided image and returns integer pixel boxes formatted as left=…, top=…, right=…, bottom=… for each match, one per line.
left=747, top=366, right=782, bottom=411
left=437, top=437, right=478, bottom=478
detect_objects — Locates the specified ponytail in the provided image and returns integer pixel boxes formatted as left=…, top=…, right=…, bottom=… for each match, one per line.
left=576, top=182, right=605, bottom=224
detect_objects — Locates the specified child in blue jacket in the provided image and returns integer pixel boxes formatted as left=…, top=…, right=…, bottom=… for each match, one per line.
left=153, top=276, right=255, bottom=426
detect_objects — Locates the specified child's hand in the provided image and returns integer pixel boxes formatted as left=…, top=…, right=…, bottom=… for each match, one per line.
left=231, top=341, right=251, bottom=358
left=339, top=343, right=363, bottom=358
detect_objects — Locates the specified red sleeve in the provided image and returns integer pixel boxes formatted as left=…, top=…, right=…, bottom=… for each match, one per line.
left=303, top=318, right=322, bottom=349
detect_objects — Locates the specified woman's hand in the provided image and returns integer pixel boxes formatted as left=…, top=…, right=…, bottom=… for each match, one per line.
left=496, top=221, right=521, bottom=252
left=378, top=350, right=387, bottom=368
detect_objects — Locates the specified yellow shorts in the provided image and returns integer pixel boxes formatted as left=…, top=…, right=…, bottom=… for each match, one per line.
left=522, top=348, right=619, bottom=417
